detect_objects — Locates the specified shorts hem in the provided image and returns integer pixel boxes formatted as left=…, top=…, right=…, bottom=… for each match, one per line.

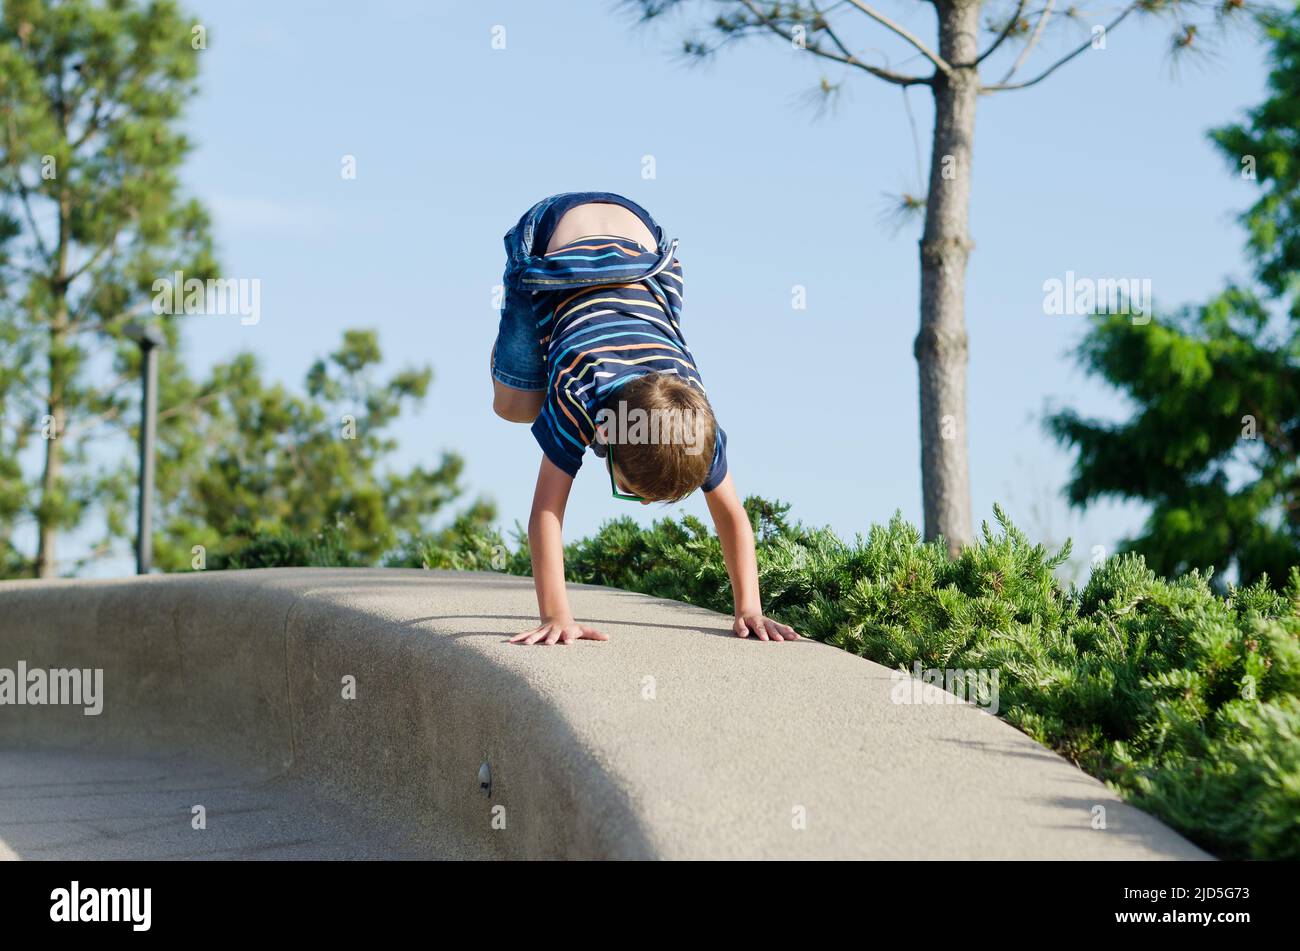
left=492, top=368, right=546, bottom=392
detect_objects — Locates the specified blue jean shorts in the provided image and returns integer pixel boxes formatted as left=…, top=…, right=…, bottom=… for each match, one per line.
left=492, top=191, right=670, bottom=392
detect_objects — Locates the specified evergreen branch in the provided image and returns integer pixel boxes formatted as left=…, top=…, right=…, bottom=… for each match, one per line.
left=983, top=3, right=1138, bottom=92
left=66, top=235, right=119, bottom=284
left=11, top=177, right=52, bottom=267
left=808, top=0, right=857, bottom=62
left=996, top=0, right=1055, bottom=84
left=735, top=0, right=932, bottom=85
left=69, top=62, right=141, bottom=151
left=2, top=114, right=53, bottom=265
left=842, top=0, right=954, bottom=76
left=59, top=372, right=137, bottom=441
left=976, top=0, right=1031, bottom=66
left=156, top=389, right=224, bottom=423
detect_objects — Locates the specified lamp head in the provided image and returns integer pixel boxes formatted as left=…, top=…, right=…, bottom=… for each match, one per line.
left=123, top=320, right=166, bottom=350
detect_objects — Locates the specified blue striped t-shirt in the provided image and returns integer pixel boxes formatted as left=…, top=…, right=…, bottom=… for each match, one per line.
left=522, top=235, right=727, bottom=491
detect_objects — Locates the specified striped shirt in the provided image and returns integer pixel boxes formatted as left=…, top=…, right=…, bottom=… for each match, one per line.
left=524, top=235, right=727, bottom=491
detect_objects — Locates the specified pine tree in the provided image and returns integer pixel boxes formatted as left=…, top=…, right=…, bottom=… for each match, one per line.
left=0, top=0, right=214, bottom=576
left=1048, top=5, right=1300, bottom=588
left=622, top=0, right=1256, bottom=553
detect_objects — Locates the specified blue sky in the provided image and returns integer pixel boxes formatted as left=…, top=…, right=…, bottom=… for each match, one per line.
left=110, top=0, right=1272, bottom=575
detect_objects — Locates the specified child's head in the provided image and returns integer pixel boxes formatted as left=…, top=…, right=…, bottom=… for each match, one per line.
left=605, top=372, right=717, bottom=503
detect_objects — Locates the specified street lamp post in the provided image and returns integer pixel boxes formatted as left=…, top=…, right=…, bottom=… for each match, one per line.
left=124, top=321, right=165, bottom=575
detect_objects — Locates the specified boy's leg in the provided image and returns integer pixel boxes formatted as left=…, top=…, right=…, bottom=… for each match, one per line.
left=491, top=194, right=589, bottom=423
left=491, top=191, right=661, bottom=424
left=491, top=239, right=547, bottom=423
left=491, top=341, right=544, bottom=423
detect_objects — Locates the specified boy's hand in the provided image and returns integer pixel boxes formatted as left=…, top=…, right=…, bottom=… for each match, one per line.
left=733, top=611, right=799, bottom=642
left=510, top=616, right=609, bottom=646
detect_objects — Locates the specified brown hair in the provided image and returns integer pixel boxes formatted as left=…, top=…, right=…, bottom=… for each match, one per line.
left=608, top=373, right=717, bottom=502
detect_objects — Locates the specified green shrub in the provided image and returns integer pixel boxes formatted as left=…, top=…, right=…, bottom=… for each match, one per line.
left=205, top=520, right=365, bottom=570
left=384, top=510, right=532, bottom=574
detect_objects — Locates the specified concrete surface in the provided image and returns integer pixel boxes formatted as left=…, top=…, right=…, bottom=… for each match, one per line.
left=0, top=568, right=1212, bottom=860
left=0, top=747, right=484, bottom=860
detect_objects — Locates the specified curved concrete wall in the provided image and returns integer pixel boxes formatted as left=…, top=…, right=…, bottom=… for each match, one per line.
left=0, top=568, right=1209, bottom=859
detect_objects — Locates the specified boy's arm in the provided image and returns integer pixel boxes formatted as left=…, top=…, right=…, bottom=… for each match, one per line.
left=704, top=473, right=799, bottom=642
left=509, top=455, right=609, bottom=646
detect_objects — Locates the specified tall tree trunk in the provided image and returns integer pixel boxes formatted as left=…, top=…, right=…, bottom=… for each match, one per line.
left=35, top=323, right=66, bottom=579
left=916, top=0, right=978, bottom=556
left=35, top=190, right=70, bottom=579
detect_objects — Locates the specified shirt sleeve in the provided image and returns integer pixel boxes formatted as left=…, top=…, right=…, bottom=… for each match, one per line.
left=530, top=395, right=587, bottom=479
left=702, top=427, right=728, bottom=493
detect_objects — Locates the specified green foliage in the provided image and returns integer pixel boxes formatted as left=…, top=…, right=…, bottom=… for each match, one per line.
left=1047, top=286, right=1299, bottom=587
left=1210, top=5, right=1300, bottom=297
left=385, top=499, right=527, bottom=573
left=0, top=0, right=216, bottom=577
left=155, top=329, right=490, bottom=571
left=400, top=498, right=1298, bottom=859
left=0, top=6, right=477, bottom=578
left=205, top=520, right=365, bottom=571
left=1049, top=5, right=1300, bottom=590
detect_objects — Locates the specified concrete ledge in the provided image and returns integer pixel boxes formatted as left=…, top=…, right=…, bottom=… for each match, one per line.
left=0, top=568, right=1210, bottom=859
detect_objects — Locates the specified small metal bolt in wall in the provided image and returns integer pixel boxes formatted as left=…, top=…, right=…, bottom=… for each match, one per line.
left=477, top=760, right=491, bottom=796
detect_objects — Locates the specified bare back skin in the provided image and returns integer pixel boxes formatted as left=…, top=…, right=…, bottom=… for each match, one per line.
left=545, top=202, right=657, bottom=254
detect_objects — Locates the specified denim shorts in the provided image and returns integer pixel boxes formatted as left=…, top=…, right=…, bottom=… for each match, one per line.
left=492, top=192, right=670, bottom=392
